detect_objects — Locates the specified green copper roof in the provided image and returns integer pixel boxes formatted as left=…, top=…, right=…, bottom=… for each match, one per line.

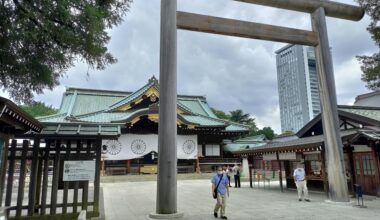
left=41, top=123, right=121, bottom=137
left=59, top=88, right=127, bottom=116
left=74, top=111, right=137, bottom=123
left=109, top=77, right=158, bottom=111
left=182, top=115, right=226, bottom=127
left=37, top=113, right=68, bottom=123
left=225, top=124, right=251, bottom=131
left=339, top=105, right=380, bottom=122
left=38, top=77, right=249, bottom=133
left=178, top=99, right=208, bottom=116
left=223, top=135, right=268, bottom=152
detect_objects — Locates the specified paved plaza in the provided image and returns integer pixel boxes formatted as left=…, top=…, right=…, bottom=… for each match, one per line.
left=101, top=179, right=380, bottom=220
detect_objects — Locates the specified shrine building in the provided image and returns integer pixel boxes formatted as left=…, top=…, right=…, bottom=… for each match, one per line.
left=38, top=76, right=249, bottom=174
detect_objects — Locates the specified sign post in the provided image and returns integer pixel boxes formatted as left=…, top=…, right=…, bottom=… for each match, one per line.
left=63, top=161, right=96, bottom=182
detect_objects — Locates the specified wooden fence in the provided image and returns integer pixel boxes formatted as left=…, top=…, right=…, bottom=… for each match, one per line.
left=1, top=138, right=102, bottom=220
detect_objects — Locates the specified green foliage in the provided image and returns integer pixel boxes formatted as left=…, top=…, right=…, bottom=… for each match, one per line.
left=211, top=108, right=276, bottom=139
left=21, top=101, right=58, bottom=117
left=229, top=109, right=255, bottom=125
left=211, top=108, right=231, bottom=120
left=253, top=127, right=275, bottom=140
left=356, top=0, right=380, bottom=90
left=0, top=0, right=132, bottom=103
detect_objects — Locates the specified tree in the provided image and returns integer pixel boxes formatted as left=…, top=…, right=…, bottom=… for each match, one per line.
left=21, top=101, right=58, bottom=117
left=211, top=108, right=259, bottom=135
left=355, top=0, right=380, bottom=90
left=254, top=127, right=275, bottom=140
left=229, top=109, right=255, bottom=125
left=211, top=108, right=231, bottom=120
left=0, top=0, right=132, bottom=103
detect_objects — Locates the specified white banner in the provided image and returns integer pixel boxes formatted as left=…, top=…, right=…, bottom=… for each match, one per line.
left=103, top=134, right=197, bottom=160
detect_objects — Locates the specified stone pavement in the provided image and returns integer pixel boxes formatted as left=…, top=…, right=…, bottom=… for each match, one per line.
left=101, top=180, right=380, bottom=220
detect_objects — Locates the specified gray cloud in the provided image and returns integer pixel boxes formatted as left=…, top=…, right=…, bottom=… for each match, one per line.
left=31, top=0, right=377, bottom=133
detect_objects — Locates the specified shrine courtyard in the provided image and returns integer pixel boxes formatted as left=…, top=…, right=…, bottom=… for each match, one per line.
left=100, top=176, right=380, bottom=220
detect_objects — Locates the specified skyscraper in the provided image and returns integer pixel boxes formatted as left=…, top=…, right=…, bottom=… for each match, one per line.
left=276, top=44, right=321, bottom=133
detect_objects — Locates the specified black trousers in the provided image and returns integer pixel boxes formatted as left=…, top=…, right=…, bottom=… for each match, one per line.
left=227, top=175, right=231, bottom=186
left=234, top=175, right=241, bottom=188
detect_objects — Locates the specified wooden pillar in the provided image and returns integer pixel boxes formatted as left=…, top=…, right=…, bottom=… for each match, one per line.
left=94, top=138, right=102, bottom=215
left=370, top=141, right=380, bottom=196
left=196, top=157, right=201, bottom=173
left=101, top=157, right=106, bottom=176
left=0, top=137, right=9, bottom=207
left=27, top=138, right=40, bottom=215
left=50, top=140, right=61, bottom=215
left=320, top=144, right=329, bottom=197
left=276, top=152, right=284, bottom=192
left=312, top=7, right=349, bottom=202
left=154, top=0, right=181, bottom=217
left=40, top=140, right=51, bottom=215
left=16, top=140, right=29, bottom=217
left=62, top=140, right=71, bottom=214
left=346, top=144, right=356, bottom=195
left=126, top=159, right=131, bottom=174
left=249, top=158, right=253, bottom=188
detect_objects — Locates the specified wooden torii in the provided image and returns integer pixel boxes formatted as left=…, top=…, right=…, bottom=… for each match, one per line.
left=152, top=0, right=364, bottom=218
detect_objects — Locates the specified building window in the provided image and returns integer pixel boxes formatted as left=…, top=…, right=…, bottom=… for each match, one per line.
left=362, top=155, right=374, bottom=176
left=205, top=144, right=220, bottom=156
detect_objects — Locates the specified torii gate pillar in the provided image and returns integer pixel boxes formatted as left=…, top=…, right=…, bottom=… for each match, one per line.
left=150, top=0, right=183, bottom=218
left=312, top=7, right=349, bottom=202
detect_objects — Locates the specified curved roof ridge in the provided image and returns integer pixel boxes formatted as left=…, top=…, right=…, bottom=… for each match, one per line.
left=188, top=112, right=249, bottom=129
left=66, top=87, right=132, bottom=96
left=36, top=112, right=67, bottom=120
left=177, top=101, right=194, bottom=114
left=338, top=105, right=380, bottom=111
left=108, top=80, right=158, bottom=110
left=355, top=90, right=380, bottom=102
left=73, top=109, right=110, bottom=119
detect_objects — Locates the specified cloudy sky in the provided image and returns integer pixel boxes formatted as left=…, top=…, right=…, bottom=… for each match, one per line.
left=5, top=0, right=378, bottom=133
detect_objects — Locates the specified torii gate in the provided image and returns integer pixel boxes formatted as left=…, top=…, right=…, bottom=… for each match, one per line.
left=152, top=0, right=364, bottom=218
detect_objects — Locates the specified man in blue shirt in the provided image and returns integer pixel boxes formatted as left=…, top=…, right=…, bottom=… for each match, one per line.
left=212, top=166, right=229, bottom=219
left=293, top=163, right=310, bottom=202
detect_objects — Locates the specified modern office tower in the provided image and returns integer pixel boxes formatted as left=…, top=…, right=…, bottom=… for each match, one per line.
left=276, top=44, right=321, bottom=133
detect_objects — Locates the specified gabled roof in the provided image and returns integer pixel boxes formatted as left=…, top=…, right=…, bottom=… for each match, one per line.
left=339, top=105, right=380, bottom=123
left=233, top=129, right=359, bottom=156
left=355, top=90, right=380, bottom=103
left=223, top=134, right=268, bottom=152
left=296, top=105, right=380, bottom=137
left=0, top=96, right=43, bottom=133
left=38, top=77, right=249, bottom=133
left=59, top=87, right=130, bottom=116
left=108, top=76, right=159, bottom=111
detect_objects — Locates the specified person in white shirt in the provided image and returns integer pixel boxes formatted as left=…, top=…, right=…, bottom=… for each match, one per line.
left=232, top=164, right=241, bottom=188
left=223, top=166, right=231, bottom=187
left=293, top=163, right=310, bottom=202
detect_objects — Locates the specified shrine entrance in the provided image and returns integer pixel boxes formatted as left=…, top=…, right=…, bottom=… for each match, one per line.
left=153, top=0, right=365, bottom=217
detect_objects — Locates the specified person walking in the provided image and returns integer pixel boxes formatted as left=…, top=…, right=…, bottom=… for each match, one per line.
left=223, top=166, right=231, bottom=187
left=232, top=164, right=241, bottom=188
left=212, top=167, right=229, bottom=219
left=293, top=163, right=310, bottom=202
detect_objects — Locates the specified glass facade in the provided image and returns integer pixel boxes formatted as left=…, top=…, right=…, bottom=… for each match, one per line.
left=276, top=45, right=321, bottom=133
